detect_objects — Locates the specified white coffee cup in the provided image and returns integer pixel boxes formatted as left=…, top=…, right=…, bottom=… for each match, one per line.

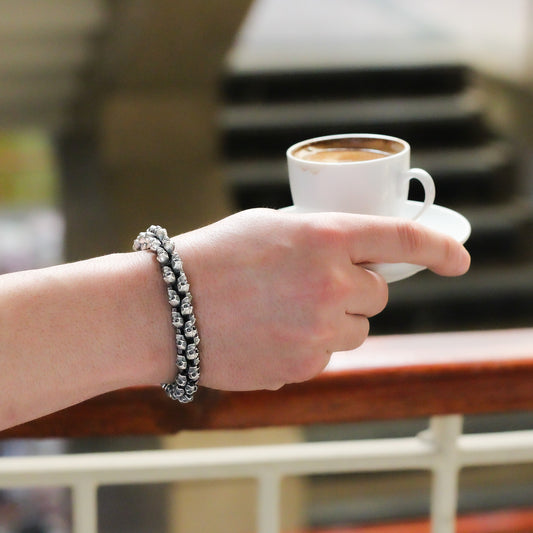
left=286, top=133, right=435, bottom=219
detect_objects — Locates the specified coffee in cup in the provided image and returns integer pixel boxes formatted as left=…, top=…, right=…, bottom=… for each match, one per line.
left=291, top=137, right=400, bottom=163
left=286, top=134, right=435, bottom=220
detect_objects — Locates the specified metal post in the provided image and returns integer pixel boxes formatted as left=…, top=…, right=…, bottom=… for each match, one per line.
left=72, top=478, right=98, bottom=533
left=427, top=415, right=463, bottom=533
left=257, top=471, right=281, bottom=533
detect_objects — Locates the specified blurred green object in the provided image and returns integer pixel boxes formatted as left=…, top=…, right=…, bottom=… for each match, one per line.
left=0, top=130, right=63, bottom=272
left=0, top=129, right=59, bottom=206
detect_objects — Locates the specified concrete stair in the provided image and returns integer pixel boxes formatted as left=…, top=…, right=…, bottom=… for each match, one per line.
left=220, top=63, right=533, bottom=335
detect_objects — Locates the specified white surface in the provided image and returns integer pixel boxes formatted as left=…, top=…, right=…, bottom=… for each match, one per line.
left=230, top=0, right=532, bottom=81
left=281, top=201, right=471, bottom=283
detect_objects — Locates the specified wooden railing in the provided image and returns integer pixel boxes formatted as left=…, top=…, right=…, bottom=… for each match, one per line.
left=2, top=327, right=533, bottom=533
left=4, top=328, right=533, bottom=439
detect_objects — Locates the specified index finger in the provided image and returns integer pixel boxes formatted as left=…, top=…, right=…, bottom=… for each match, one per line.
left=340, top=214, right=471, bottom=277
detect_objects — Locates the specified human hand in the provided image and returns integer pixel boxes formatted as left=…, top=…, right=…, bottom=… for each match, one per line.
left=172, top=208, right=470, bottom=391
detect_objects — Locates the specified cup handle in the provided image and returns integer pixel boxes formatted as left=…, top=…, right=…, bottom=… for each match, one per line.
left=402, top=168, right=435, bottom=220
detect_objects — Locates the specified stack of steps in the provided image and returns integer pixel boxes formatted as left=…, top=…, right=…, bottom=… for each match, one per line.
left=220, top=64, right=533, bottom=334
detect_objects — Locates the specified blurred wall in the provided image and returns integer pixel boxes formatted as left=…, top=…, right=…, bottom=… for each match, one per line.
left=62, top=0, right=253, bottom=259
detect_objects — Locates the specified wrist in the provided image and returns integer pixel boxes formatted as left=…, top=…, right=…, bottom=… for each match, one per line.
left=121, top=251, right=177, bottom=386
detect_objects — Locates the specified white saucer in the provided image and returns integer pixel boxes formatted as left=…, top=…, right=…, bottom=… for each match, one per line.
left=279, top=201, right=471, bottom=283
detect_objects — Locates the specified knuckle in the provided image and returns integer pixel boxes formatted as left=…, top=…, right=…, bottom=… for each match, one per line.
left=313, top=268, right=348, bottom=307
left=290, top=352, right=330, bottom=384
left=355, top=317, right=370, bottom=347
left=291, top=364, right=314, bottom=384
left=396, top=220, right=424, bottom=255
left=266, top=381, right=284, bottom=391
left=298, top=217, right=345, bottom=250
left=371, top=276, right=389, bottom=316
left=345, top=316, right=370, bottom=351
left=441, top=236, right=457, bottom=270
left=305, top=316, right=336, bottom=349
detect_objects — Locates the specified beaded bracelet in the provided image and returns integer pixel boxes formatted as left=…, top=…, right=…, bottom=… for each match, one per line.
left=133, top=225, right=200, bottom=403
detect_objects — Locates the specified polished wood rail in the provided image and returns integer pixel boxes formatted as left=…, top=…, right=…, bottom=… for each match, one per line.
left=3, top=328, right=533, bottom=439
left=302, top=507, right=533, bottom=533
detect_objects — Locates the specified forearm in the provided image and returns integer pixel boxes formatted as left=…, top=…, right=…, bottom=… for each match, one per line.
left=0, top=251, right=175, bottom=430
left=0, top=209, right=470, bottom=431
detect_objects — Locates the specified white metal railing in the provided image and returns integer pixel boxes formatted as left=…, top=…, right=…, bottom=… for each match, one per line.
left=2, top=414, right=533, bottom=533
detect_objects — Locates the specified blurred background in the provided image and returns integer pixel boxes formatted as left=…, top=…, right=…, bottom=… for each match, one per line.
left=1, top=0, right=533, bottom=532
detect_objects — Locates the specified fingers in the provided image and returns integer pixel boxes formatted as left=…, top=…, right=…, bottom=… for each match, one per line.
left=333, top=314, right=370, bottom=354
left=345, top=265, right=388, bottom=317
left=327, top=267, right=386, bottom=353
left=391, top=218, right=471, bottom=276
left=314, top=212, right=470, bottom=277
left=286, top=313, right=371, bottom=385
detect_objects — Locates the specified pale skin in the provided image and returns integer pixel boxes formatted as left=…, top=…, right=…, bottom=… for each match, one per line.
left=0, top=208, right=470, bottom=431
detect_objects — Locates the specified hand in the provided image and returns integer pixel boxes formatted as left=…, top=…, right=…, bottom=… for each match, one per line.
left=173, top=208, right=470, bottom=391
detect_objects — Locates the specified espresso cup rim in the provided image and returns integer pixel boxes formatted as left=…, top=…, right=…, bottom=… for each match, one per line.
left=287, top=133, right=409, bottom=165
